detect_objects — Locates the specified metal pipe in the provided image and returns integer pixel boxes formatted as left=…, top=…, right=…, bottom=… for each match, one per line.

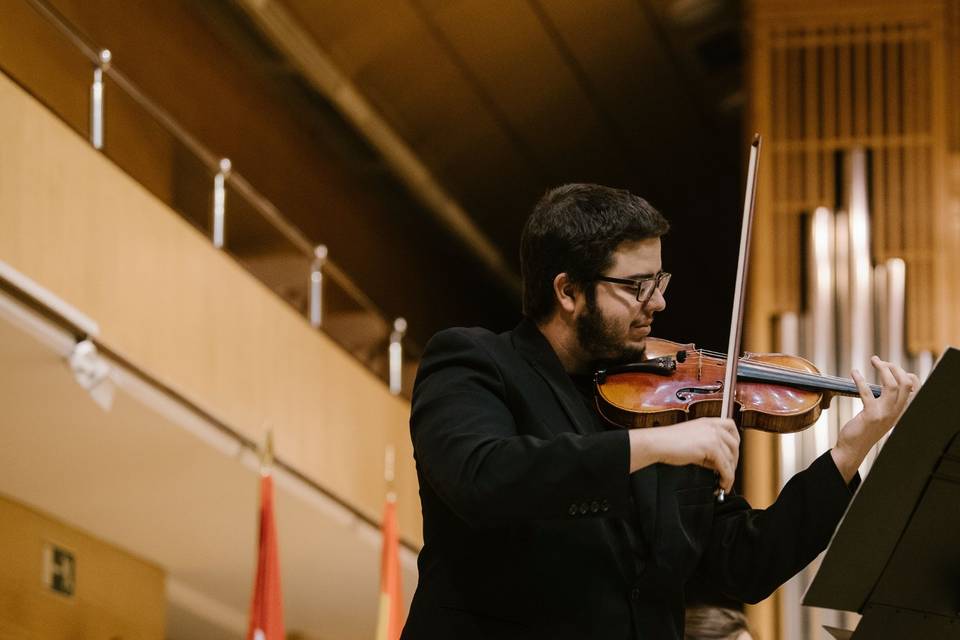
left=875, top=258, right=907, bottom=452
left=389, top=317, right=407, bottom=396
left=914, top=350, right=934, bottom=381
left=309, top=245, right=328, bottom=328
left=885, top=258, right=907, bottom=367
left=848, top=149, right=874, bottom=383
left=90, top=49, right=111, bottom=149
left=873, top=263, right=889, bottom=362
left=848, top=149, right=875, bottom=475
left=811, top=206, right=836, bottom=457
left=212, top=158, right=231, bottom=249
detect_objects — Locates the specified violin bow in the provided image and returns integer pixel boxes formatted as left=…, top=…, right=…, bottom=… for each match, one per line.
left=718, top=133, right=762, bottom=502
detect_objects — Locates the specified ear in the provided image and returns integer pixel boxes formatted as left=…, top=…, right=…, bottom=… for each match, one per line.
left=552, top=272, right=580, bottom=315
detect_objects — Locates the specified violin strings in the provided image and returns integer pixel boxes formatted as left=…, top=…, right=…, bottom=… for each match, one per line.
left=689, top=347, right=852, bottom=383
left=693, top=346, right=843, bottom=382
left=735, top=359, right=862, bottom=387
left=663, top=345, right=874, bottom=388
left=677, top=347, right=878, bottom=389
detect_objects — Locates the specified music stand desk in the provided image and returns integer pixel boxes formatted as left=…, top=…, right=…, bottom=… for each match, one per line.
left=804, top=347, right=960, bottom=638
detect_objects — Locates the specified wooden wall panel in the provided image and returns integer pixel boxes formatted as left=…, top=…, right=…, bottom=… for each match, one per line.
left=748, top=0, right=956, bottom=356
left=950, top=154, right=960, bottom=334
left=947, top=2, right=960, bottom=346
left=951, top=1, right=960, bottom=151
left=0, top=71, right=422, bottom=547
left=746, top=2, right=958, bottom=637
left=0, top=494, right=165, bottom=639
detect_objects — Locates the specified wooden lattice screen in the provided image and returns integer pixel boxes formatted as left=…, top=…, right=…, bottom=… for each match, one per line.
left=747, top=0, right=958, bottom=354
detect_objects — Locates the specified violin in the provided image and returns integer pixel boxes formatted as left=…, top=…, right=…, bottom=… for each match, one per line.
left=593, top=337, right=882, bottom=434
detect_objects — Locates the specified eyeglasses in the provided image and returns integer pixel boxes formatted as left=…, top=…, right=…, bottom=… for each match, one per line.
left=595, top=271, right=671, bottom=304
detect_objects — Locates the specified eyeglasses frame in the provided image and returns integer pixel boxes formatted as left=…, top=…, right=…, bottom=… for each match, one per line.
left=594, top=271, right=671, bottom=304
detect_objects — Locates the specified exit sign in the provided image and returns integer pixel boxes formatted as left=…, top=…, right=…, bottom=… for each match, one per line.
left=43, top=543, right=75, bottom=597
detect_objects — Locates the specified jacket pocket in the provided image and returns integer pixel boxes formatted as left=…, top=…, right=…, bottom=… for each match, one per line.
left=665, top=485, right=715, bottom=578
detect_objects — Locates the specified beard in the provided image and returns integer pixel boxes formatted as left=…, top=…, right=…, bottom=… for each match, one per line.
left=575, top=298, right=646, bottom=371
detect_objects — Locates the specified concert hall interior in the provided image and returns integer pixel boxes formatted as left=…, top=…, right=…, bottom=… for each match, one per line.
left=1, top=1, right=958, bottom=639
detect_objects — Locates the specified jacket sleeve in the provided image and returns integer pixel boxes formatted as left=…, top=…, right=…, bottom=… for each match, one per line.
left=694, top=450, right=860, bottom=603
left=410, top=328, right=634, bottom=527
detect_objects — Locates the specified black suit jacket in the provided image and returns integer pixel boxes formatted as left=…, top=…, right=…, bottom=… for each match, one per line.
left=402, top=320, right=857, bottom=639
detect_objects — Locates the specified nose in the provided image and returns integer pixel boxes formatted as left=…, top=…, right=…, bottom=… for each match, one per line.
left=644, top=286, right=666, bottom=313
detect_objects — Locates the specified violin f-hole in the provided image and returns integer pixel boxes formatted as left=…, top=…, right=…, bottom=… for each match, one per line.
left=676, top=381, right=724, bottom=401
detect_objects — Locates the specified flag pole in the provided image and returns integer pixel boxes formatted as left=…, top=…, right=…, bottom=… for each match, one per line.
left=377, top=443, right=403, bottom=640
left=384, top=444, right=396, bottom=503
left=247, top=425, right=284, bottom=640
left=260, top=428, right=274, bottom=476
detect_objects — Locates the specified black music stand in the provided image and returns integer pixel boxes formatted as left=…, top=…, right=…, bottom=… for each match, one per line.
left=803, top=346, right=960, bottom=638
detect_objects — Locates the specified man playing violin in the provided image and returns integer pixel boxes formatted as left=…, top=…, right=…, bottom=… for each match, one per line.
left=401, top=183, right=918, bottom=639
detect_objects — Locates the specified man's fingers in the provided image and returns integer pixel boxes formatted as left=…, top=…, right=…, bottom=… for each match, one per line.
left=711, top=422, right=737, bottom=493
left=890, top=365, right=913, bottom=410
left=685, top=418, right=739, bottom=491
left=718, top=423, right=739, bottom=459
left=719, top=455, right=735, bottom=493
left=707, top=447, right=731, bottom=492
left=908, top=373, right=921, bottom=396
left=721, top=418, right=738, bottom=436
left=872, top=356, right=898, bottom=398
left=851, top=369, right=874, bottom=405
left=721, top=418, right=739, bottom=452
left=717, top=419, right=739, bottom=474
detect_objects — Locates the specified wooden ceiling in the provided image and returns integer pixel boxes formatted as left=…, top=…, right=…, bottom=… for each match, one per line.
left=272, top=0, right=743, bottom=253
left=238, top=0, right=748, bottom=348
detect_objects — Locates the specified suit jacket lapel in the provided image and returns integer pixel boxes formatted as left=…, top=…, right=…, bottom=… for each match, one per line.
left=510, top=319, right=595, bottom=436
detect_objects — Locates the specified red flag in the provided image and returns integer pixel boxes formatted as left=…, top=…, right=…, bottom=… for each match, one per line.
left=375, top=495, right=403, bottom=640
left=247, top=472, right=284, bottom=640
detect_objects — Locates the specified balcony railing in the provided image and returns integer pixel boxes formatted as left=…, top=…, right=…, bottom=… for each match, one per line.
left=2, top=0, right=420, bottom=397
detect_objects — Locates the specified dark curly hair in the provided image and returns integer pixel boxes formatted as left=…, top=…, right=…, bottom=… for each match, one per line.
left=520, top=183, right=670, bottom=323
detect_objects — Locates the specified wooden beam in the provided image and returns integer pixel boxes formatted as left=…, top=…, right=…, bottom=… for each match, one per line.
left=233, top=0, right=520, bottom=296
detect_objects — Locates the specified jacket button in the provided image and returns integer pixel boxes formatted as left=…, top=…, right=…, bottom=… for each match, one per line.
left=568, top=504, right=578, bottom=516
left=590, top=500, right=600, bottom=513
left=630, top=587, right=641, bottom=601
left=579, top=502, right=589, bottom=515
left=601, top=500, right=610, bottom=512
